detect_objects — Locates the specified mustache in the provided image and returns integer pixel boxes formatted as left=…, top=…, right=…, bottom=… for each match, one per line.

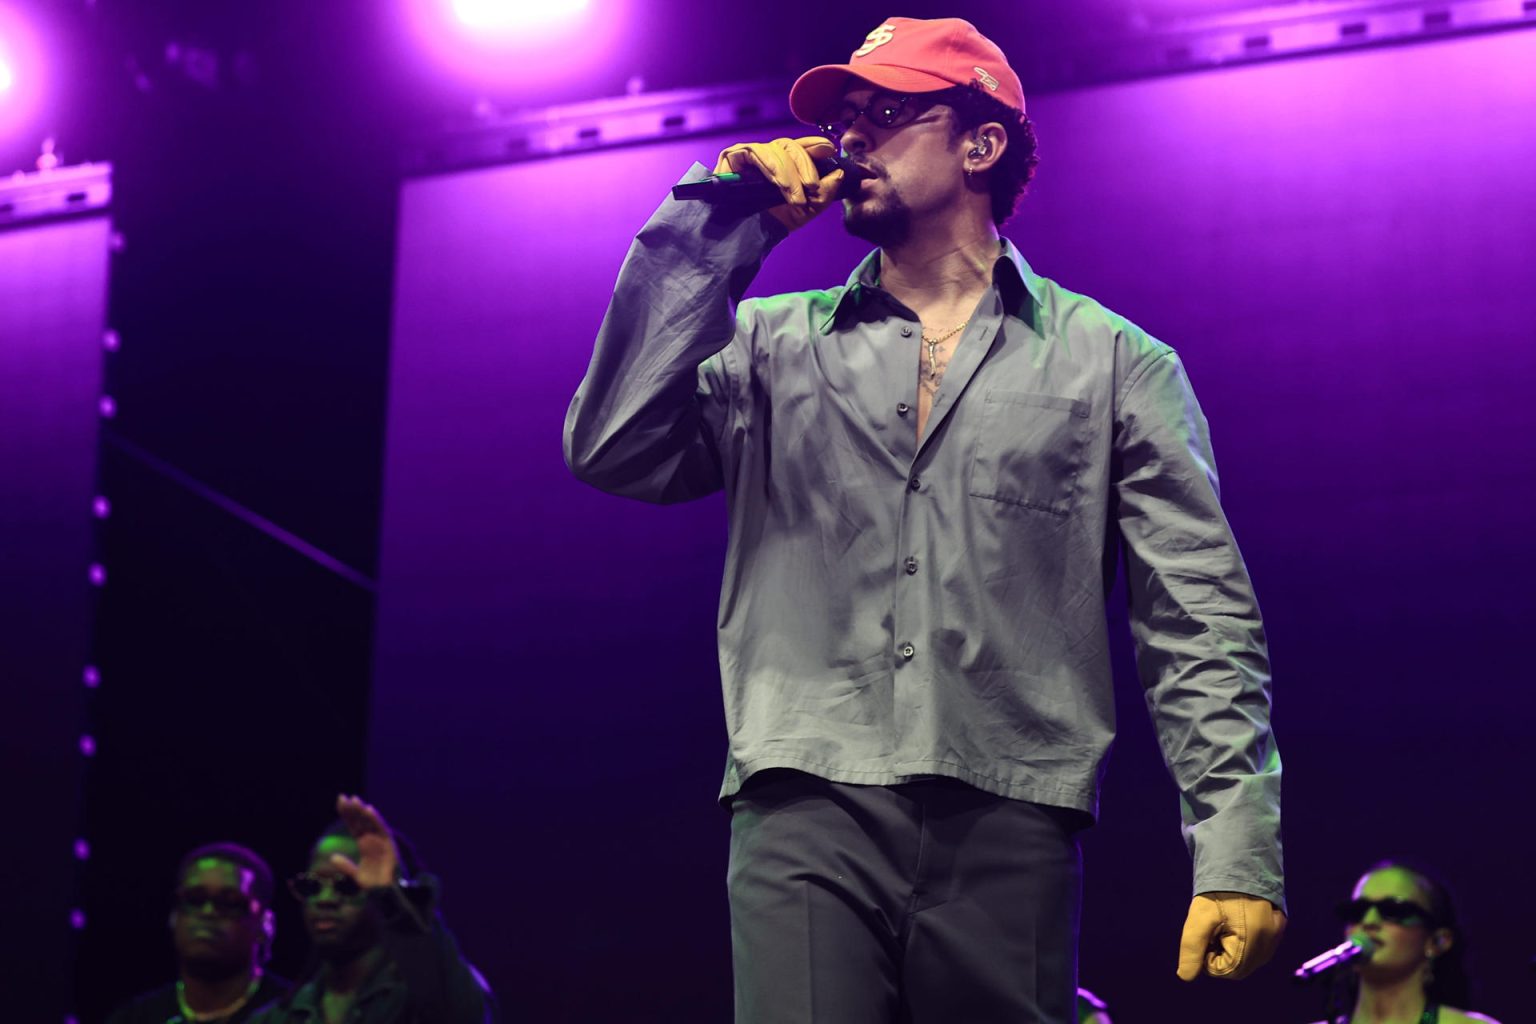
left=846, top=157, right=885, bottom=179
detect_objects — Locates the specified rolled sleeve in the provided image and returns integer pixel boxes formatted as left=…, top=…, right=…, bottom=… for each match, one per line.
left=1114, top=348, right=1284, bottom=911
left=563, top=165, right=783, bottom=505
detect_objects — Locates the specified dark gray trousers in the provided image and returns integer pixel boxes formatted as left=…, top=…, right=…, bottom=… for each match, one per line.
left=727, top=770, right=1083, bottom=1024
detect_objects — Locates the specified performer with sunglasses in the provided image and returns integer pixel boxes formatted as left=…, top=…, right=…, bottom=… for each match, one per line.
left=245, top=795, right=495, bottom=1024
left=1311, top=861, right=1501, bottom=1024
left=566, top=15, right=1285, bottom=1022
left=106, top=843, right=291, bottom=1024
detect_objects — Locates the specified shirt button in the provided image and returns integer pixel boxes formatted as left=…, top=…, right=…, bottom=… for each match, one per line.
left=908, top=477, right=921, bottom=491
left=899, top=643, right=915, bottom=660
left=896, top=402, right=909, bottom=416
left=904, top=556, right=918, bottom=575
left=900, top=325, right=913, bottom=337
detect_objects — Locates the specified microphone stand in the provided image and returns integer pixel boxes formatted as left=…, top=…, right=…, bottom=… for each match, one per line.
left=1322, top=968, right=1352, bottom=1024
left=1294, top=935, right=1372, bottom=1023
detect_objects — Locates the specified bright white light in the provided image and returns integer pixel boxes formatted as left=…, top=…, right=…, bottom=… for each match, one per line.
left=401, top=0, right=624, bottom=101
left=452, top=0, right=590, bottom=31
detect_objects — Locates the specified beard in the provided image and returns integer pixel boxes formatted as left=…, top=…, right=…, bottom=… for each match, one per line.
left=842, top=182, right=912, bottom=249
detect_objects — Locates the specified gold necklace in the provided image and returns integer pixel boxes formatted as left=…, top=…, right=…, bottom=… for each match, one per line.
left=921, top=319, right=969, bottom=374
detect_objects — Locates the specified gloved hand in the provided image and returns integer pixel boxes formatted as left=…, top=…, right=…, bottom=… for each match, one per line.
left=714, top=136, right=845, bottom=231
left=1176, top=891, right=1287, bottom=981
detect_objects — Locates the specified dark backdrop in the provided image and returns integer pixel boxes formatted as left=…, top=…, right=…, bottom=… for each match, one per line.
left=56, top=3, right=402, bottom=1020
left=0, top=207, right=112, bottom=1024
left=370, top=28, right=1536, bottom=1022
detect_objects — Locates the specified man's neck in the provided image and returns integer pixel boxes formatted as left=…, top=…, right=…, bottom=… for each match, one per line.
left=877, top=214, right=1001, bottom=319
left=179, top=965, right=258, bottom=1015
left=324, top=945, right=386, bottom=995
left=1354, top=972, right=1430, bottom=1022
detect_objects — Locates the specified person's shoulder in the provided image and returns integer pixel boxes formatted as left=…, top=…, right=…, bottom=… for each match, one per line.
left=1022, top=269, right=1169, bottom=360
left=238, top=974, right=295, bottom=1023
left=105, top=983, right=177, bottom=1024
left=1441, top=1008, right=1503, bottom=1024
left=245, top=975, right=319, bottom=1024
left=738, top=285, right=847, bottom=332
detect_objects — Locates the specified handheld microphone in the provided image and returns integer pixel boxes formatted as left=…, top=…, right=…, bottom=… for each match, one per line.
left=671, top=156, right=873, bottom=213
left=1294, top=935, right=1376, bottom=981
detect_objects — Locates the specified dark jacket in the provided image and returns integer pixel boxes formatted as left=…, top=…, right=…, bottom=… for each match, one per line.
left=245, top=875, right=493, bottom=1024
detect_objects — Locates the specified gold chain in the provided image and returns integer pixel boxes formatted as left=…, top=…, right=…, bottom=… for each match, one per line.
left=921, top=318, right=969, bottom=375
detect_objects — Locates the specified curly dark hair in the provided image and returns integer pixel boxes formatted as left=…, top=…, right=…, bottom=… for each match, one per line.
left=929, top=84, right=1039, bottom=226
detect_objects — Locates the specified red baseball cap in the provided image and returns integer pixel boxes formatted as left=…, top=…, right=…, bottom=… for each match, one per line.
left=788, top=17, right=1026, bottom=126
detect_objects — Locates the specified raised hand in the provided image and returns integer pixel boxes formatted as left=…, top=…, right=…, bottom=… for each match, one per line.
left=328, top=793, right=403, bottom=890
left=713, top=136, right=845, bottom=231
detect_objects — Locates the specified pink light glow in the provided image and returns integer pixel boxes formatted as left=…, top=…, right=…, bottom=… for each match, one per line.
left=398, top=0, right=630, bottom=101
left=0, top=3, right=45, bottom=136
left=453, top=0, right=590, bottom=31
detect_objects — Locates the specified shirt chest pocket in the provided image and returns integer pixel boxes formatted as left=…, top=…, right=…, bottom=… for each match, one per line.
left=967, top=390, right=1091, bottom=516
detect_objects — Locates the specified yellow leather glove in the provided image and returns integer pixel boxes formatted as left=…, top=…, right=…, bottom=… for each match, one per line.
left=1176, top=891, right=1287, bottom=981
left=714, top=136, right=845, bottom=232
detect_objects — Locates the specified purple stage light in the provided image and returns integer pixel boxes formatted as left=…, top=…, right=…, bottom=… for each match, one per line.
left=82, top=665, right=100, bottom=688
left=0, top=3, right=45, bottom=136
left=87, top=563, right=105, bottom=586
left=68, top=908, right=85, bottom=930
left=78, top=735, right=95, bottom=757
left=73, top=838, right=89, bottom=861
left=91, top=496, right=110, bottom=519
left=399, top=0, right=629, bottom=101
left=454, top=0, right=589, bottom=31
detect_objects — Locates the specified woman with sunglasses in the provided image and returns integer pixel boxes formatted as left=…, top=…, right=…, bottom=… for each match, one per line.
left=1314, top=860, right=1500, bottom=1024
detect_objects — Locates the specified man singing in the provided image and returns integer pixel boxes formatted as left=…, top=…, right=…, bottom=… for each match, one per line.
left=565, top=16, right=1285, bottom=1022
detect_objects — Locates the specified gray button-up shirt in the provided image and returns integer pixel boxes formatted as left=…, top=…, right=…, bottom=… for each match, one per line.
left=565, top=169, right=1283, bottom=907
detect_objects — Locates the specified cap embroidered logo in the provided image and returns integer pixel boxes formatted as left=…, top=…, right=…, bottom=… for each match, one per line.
left=972, top=66, right=1000, bottom=91
left=853, top=23, right=896, bottom=58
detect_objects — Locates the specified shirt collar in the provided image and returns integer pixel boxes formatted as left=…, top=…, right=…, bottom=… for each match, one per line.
left=283, top=958, right=400, bottom=1019
left=820, top=238, right=1043, bottom=334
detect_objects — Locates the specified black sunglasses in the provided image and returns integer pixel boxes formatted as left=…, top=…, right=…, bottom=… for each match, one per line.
left=818, top=92, right=924, bottom=140
left=175, top=886, right=260, bottom=919
left=287, top=872, right=363, bottom=901
left=1335, top=897, right=1435, bottom=927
